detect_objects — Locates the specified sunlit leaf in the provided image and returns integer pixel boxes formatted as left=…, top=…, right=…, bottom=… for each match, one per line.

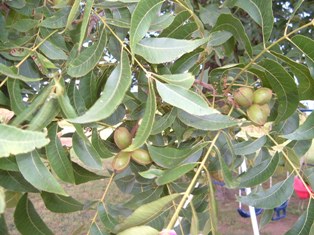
left=156, top=163, right=197, bottom=185
left=14, top=194, right=54, bottom=235
left=129, top=0, right=163, bottom=53
left=118, top=226, right=159, bottom=235
left=114, top=194, right=180, bottom=232
left=16, top=151, right=67, bottom=196
left=148, top=142, right=208, bottom=168
left=156, top=81, right=217, bottom=116
left=0, top=124, right=49, bottom=158
left=178, top=110, right=238, bottom=131
left=156, top=73, right=195, bottom=89
left=68, top=50, right=131, bottom=123
left=135, top=37, right=209, bottom=64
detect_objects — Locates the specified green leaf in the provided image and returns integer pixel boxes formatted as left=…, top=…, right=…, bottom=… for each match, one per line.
left=283, top=111, right=314, bottom=140
left=129, top=0, right=163, bottom=53
left=16, top=150, right=67, bottom=196
left=207, top=31, right=233, bottom=46
left=156, top=81, right=217, bottom=116
left=0, top=215, right=8, bottom=235
left=216, top=133, right=239, bottom=188
left=238, top=153, right=279, bottom=187
left=159, top=11, right=197, bottom=39
left=239, top=175, right=294, bottom=209
left=291, top=35, right=314, bottom=64
left=28, top=94, right=60, bottom=131
left=124, top=82, right=156, bottom=152
left=118, top=226, right=159, bottom=235
left=285, top=198, right=314, bottom=235
left=98, top=203, right=118, bottom=230
left=271, top=50, right=314, bottom=100
left=190, top=202, right=199, bottom=235
left=151, top=108, right=177, bottom=135
left=14, top=194, right=54, bottom=235
left=123, top=188, right=163, bottom=210
left=68, top=27, right=107, bottom=77
left=0, top=170, right=38, bottom=193
left=229, top=0, right=273, bottom=42
left=156, top=163, right=197, bottom=185
left=9, top=19, right=39, bottom=33
left=178, top=110, right=238, bottom=131
left=68, top=50, right=131, bottom=123
left=233, top=136, right=267, bottom=155
left=39, top=39, right=68, bottom=60
left=0, top=187, right=5, bottom=214
left=12, top=84, right=54, bottom=126
left=114, top=194, right=180, bottom=233
left=0, top=63, right=41, bottom=82
left=46, top=123, right=75, bottom=183
left=148, top=142, right=208, bottom=168
left=0, top=158, right=18, bottom=171
left=41, top=192, right=83, bottom=213
left=89, top=223, right=105, bottom=235
left=0, top=124, right=50, bottom=158
left=199, top=4, right=230, bottom=27
left=72, top=132, right=102, bottom=170
left=134, top=37, right=209, bottom=64
left=257, top=59, right=299, bottom=122
left=41, top=7, right=70, bottom=29
left=78, top=0, right=94, bottom=50
left=211, top=13, right=252, bottom=56
left=65, top=0, right=81, bottom=31
left=72, top=162, right=106, bottom=185
left=156, top=73, right=195, bottom=89
left=91, top=129, right=113, bottom=159
left=5, top=0, right=26, bottom=9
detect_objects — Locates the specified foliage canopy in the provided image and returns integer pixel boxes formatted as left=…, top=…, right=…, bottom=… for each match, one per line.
left=0, top=0, right=314, bottom=234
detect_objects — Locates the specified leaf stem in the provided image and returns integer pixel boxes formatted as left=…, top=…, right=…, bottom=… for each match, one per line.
left=228, top=19, right=314, bottom=91
left=266, top=133, right=314, bottom=199
left=166, top=132, right=221, bottom=230
left=87, top=173, right=116, bottom=234
left=0, top=29, right=58, bottom=88
left=94, top=12, right=149, bottom=74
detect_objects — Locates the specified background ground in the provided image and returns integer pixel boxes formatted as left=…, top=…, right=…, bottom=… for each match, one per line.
left=4, top=175, right=309, bottom=235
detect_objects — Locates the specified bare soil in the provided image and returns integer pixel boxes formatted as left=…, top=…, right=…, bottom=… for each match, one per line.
left=4, top=178, right=310, bottom=235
